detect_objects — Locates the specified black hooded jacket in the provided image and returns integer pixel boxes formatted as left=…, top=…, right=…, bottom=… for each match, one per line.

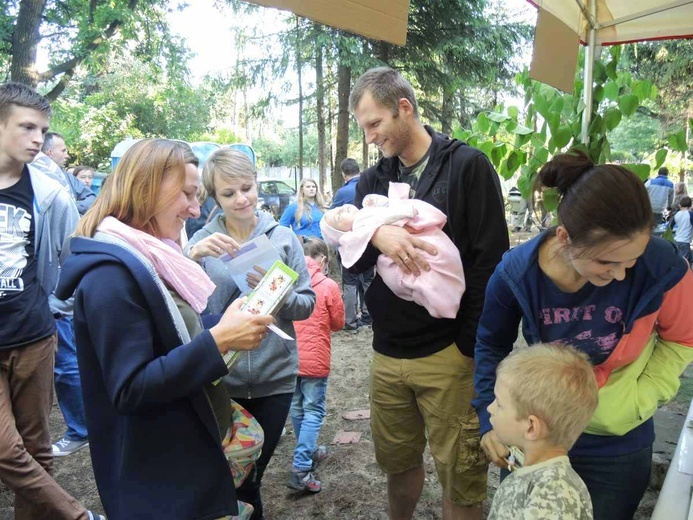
left=351, top=126, right=509, bottom=358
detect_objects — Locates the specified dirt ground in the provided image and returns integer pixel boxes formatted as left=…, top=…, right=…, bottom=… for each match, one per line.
left=0, top=230, right=675, bottom=518
left=0, top=323, right=666, bottom=519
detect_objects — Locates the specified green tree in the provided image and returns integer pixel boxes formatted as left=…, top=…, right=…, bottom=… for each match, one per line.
left=50, top=55, right=214, bottom=167
left=1, top=0, right=182, bottom=100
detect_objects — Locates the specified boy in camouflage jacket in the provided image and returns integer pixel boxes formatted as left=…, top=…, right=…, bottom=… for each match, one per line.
left=487, top=344, right=598, bottom=520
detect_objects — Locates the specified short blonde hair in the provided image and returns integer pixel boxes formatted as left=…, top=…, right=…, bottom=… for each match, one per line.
left=202, top=148, right=256, bottom=202
left=77, top=139, right=191, bottom=238
left=497, top=343, right=598, bottom=450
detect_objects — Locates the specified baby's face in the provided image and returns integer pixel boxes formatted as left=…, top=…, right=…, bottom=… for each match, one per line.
left=326, top=204, right=358, bottom=231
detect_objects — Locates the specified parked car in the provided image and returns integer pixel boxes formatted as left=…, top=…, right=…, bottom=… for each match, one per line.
left=257, top=179, right=296, bottom=218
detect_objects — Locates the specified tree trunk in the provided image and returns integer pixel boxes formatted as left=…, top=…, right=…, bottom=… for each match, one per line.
left=441, top=88, right=454, bottom=136
left=295, top=16, right=304, bottom=181
left=315, top=29, right=327, bottom=194
left=334, top=61, right=351, bottom=192
left=11, top=0, right=46, bottom=86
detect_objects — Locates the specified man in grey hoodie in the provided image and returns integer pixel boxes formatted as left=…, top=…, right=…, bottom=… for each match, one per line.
left=0, top=82, right=102, bottom=519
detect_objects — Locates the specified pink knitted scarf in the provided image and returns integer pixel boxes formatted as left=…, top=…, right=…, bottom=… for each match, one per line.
left=97, top=216, right=215, bottom=313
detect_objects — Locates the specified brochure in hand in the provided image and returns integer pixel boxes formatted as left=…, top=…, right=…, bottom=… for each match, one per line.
left=221, top=260, right=299, bottom=371
left=219, top=234, right=281, bottom=294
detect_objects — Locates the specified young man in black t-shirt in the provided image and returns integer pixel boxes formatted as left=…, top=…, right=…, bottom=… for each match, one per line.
left=0, top=82, right=101, bottom=519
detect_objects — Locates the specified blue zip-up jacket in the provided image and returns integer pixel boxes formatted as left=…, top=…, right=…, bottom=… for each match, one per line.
left=473, top=231, right=693, bottom=456
left=279, top=201, right=324, bottom=239
left=330, top=176, right=359, bottom=208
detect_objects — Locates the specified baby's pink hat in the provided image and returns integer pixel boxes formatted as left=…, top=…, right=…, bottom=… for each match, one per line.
left=320, top=217, right=345, bottom=246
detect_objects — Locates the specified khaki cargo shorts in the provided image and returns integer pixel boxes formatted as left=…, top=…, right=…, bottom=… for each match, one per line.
left=369, top=344, right=487, bottom=506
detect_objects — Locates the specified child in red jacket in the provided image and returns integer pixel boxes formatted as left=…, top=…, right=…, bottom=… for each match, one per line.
left=288, top=238, right=345, bottom=493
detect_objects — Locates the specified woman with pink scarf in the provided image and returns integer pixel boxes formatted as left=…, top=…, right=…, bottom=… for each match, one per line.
left=55, top=139, right=273, bottom=520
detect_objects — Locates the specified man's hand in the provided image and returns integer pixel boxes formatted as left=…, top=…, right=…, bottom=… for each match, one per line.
left=371, top=225, right=437, bottom=276
left=480, top=430, right=510, bottom=469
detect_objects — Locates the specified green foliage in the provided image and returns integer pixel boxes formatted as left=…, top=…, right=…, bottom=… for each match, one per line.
left=253, top=128, right=320, bottom=168
left=453, top=46, right=684, bottom=202
left=1, top=0, right=183, bottom=96
left=51, top=56, right=214, bottom=168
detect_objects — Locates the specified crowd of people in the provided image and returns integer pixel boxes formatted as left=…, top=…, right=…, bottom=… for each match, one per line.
left=0, top=64, right=692, bottom=520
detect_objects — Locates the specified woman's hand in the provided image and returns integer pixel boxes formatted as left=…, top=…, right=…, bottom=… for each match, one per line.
left=480, top=430, right=510, bottom=469
left=246, top=265, right=267, bottom=290
left=188, top=233, right=240, bottom=262
left=210, top=298, right=274, bottom=354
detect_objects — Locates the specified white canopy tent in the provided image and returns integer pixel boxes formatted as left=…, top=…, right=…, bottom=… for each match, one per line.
left=528, top=0, right=693, bottom=142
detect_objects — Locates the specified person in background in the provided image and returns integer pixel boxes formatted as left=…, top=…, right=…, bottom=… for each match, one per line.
left=673, top=196, right=692, bottom=265
left=288, top=238, right=345, bottom=493
left=644, top=166, right=674, bottom=226
left=331, top=157, right=374, bottom=332
left=487, top=344, right=597, bottom=520
left=279, top=178, right=325, bottom=240
left=186, top=148, right=315, bottom=520
left=32, top=132, right=96, bottom=215
left=55, top=138, right=273, bottom=520
left=349, top=67, right=509, bottom=520
left=672, top=181, right=689, bottom=213
left=507, top=186, right=531, bottom=233
left=474, top=149, right=693, bottom=520
left=72, top=166, right=94, bottom=189
left=0, top=81, right=102, bottom=520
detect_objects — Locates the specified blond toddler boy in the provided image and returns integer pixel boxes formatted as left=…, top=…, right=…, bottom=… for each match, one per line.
left=487, top=343, right=598, bottom=519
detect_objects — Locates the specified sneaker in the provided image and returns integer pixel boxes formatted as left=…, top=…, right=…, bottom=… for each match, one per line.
left=87, top=511, right=106, bottom=520
left=342, top=324, right=359, bottom=334
left=311, top=445, right=329, bottom=471
left=52, top=437, right=89, bottom=457
left=287, top=470, right=322, bottom=493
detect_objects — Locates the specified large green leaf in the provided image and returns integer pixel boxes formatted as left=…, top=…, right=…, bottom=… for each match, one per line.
left=593, top=85, right=605, bottom=103
left=542, top=188, right=560, bottom=212
left=491, top=143, right=507, bottom=168
left=488, top=112, right=509, bottom=123
left=604, top=108, right=622, bottom=131
left=654, top=149, right=668, bottom=169
left=546, top=112, right=560, bottom=136
left=479, top=141, right=494, bottom=160
left=588, top=114, right=604, bottom=136
left=553, top=125, right=572, bottom=149
left=593, top=61, right=607, bottom=83
left=508, top=106, right=520, bottom=119
left=668, top=130, right=688, bottom=152
left=477, top=112, right=490, bottom=134
left=603, top=82, right=619, bottom=101
left=535, top=147, right=549, bottom=164
left=513, top=124, right=533, bottom=136
left=621, top=163, right=651, bottom=181
left=606, top=59, right=618, bottom=80
left=506, top=150, right=521, bottom=174
left=618, top=95, right=639, bottom=116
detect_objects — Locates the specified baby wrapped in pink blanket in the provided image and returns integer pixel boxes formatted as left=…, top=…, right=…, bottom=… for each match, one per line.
left=320, top=182, right=465, bottom=319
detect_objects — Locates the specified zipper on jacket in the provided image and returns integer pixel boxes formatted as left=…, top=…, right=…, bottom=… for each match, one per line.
left=247, top=354, right=252, bottom=399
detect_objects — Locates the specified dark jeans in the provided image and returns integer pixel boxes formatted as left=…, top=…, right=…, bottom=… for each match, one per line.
left=341, top=264, right=374, bottom=328
left=499, top=445, right=652, bottom=520
left=54, top=317, right=88, bottom=441
left=571, top=445, right=652, bottom=520
left=233, top=393, right=293, bottom=520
